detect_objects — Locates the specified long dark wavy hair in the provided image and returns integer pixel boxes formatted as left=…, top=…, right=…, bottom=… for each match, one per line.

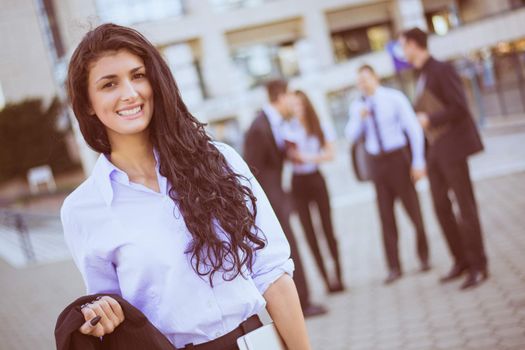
left=67, top=23, right=266, bottom=285
left=294, top=90, right=325, bottom=146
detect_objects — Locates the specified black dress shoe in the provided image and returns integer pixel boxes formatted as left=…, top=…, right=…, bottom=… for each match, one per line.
left=328, top=281, right=346, bottom=294
left=439, top=264, right=468, bottom=283
left=302, top=303, right=328, bottom=318
left=460, top=269, right=489, bottom=290
left=384, top=270, right=402, bottom=285
left=420, top=261, right=432, bottom=272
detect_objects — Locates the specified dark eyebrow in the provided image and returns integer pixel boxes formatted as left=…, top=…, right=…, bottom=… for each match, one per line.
left=96, top=66, right=145, bottom=83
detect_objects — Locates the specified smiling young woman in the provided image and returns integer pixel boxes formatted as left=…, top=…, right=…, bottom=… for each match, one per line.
left=87, top=51, right=154, bottom=141
left=62, top=23, right=312, bottom=349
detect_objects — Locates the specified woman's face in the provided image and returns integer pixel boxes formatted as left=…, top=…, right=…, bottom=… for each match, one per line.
left=87, top=49, right=154, bottom=144
left=290, top=94, right=306, bottom=123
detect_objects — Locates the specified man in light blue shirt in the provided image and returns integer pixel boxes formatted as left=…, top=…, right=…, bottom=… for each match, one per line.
left=345, top=64, right=430, bottom=284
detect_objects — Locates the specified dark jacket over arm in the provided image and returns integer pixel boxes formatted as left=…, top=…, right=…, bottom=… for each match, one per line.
left=55, top=294, right=177, bottom=350
left=243, top=111, right=288, bottom=214
left=428, top=62, right=471, bottom=127
left=419, top=57, right=483, bottom=163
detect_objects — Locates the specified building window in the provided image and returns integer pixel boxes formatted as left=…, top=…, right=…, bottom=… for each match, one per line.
left=332, top=23, right=392, bottom=62
left=162, top=43, right=206, bottom=107
left=96, top=0, right=185, bottom=25
left=456, top=0, right=514, bottom=23
left=448, top=39, right=525, bottom=119
left=425, top=7, right=460, bottom=36
left=209, top=0, right=277, bottom=12
left=232, top=42, right=299, bottom=86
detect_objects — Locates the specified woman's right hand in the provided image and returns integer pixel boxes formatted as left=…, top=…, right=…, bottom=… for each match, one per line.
left=78, top=296, right=125, bottom=337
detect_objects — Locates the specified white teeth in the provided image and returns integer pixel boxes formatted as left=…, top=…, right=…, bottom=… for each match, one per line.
left=118, top=106, right=141, bottom=116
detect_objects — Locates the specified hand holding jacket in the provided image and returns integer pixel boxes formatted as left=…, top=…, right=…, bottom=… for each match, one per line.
left=55, top=293, right=177, bottom=350
left=78, top=295, right=125, bottom=337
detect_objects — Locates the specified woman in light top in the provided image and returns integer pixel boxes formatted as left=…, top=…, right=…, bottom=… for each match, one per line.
left=285, top=90, right=345, bottom=294
left=61, top=23, right=311, bottom=350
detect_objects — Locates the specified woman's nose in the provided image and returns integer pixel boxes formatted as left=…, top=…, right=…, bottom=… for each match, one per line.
left=120, top=80, right=138, bottom=101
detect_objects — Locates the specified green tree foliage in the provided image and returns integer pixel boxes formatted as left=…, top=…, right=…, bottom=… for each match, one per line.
left=0, top=98, right=79, bottom=184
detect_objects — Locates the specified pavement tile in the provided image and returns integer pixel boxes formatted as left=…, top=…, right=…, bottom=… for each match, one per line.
left=499, top=334, right=525, bottom=348
left=433, top=336, right=467, bottom=349
left=493, top=325, right=525, bottom=339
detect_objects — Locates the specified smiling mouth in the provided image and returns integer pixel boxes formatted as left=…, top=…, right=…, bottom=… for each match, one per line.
left=117, top=105, right=143, bottom=117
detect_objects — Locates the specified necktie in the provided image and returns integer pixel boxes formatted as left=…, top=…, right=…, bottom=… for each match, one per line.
left=365, top=98, right=385, bottom=154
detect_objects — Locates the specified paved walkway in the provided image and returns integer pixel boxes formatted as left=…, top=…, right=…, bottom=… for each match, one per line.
left=1, top=131, right=525, bottom=349
left=303, top=172, right=525, bottom=350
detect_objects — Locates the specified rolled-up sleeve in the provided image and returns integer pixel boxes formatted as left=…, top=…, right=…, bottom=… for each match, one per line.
left=61, top=201, right=121, bottom=295
left=216, top=142, right=294, bottom=295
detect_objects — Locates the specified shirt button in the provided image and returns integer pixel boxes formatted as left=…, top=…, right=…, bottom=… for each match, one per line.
left=215, top=331, right=221, bottom=338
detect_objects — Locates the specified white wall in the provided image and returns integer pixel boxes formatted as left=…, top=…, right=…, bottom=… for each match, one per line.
left=0, top=0, right=57, bottom=102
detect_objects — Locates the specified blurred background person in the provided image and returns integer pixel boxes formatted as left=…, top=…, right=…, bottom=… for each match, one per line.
left=345, top=65, right=429, bottom=285
left=284, top=90, right=345, bottom=294
left=243, top=80, right=327, bottom=318
left=400, top=28, right=488, bottom=290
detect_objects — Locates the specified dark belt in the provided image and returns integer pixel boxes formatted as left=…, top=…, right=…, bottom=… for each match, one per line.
left=367, top=147, right=407, bottom=161
left=180, top=315, right=263, bottom=350
left=292, top=169, right=322, bottom=178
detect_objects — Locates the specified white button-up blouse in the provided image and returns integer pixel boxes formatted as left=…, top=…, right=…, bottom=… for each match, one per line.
left=60, top=142, right=294, bottom=348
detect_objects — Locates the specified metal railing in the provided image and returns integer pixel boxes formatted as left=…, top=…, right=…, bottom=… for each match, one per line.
left=0, top=208, right=60, bottom=264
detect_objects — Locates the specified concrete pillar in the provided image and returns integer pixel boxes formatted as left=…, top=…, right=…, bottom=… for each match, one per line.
left=188, top=0, right=235, bottom=98
left=35, top=0, right=99, bottom=175
left=391, top=0, right=428, bottom=33
left=301, top=8, right=335, bottom=70
left=200, top=30, right=236, bottom=97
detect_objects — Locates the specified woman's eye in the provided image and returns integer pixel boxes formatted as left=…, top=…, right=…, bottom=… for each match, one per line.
left=133, top=73, right=146, bottom=79
left=102, top=82, right=115, bottom=89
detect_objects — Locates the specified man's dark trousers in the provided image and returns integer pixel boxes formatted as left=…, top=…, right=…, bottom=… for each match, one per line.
left=427, top=155, right=487, bottom=271
left=370, top=148, right=429, bottom=272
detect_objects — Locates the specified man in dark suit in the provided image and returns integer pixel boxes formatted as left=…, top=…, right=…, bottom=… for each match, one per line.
left=400, top=28, right=488, bottom=290
left=243, top=79, right=327, bottom=317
